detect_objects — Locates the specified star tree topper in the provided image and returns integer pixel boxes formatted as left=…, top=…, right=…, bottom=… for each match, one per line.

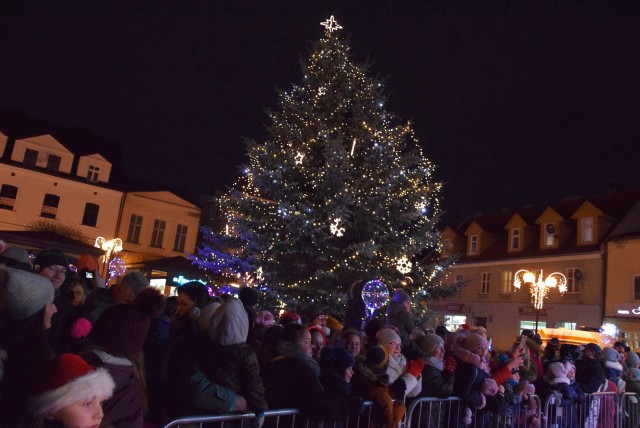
left=321, top=15, right=342, bottom=33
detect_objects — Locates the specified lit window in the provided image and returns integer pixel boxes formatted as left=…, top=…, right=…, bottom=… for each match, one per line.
left=469, top=235, right=478, bottom=254
left=581, top=217, right=594, bottom=244
left=151, top=219, right=166, bottom=248
left=127, top=214, right=143, bottom=244
left=511, top=228, right=521, bottom=251
left=173, top=224, right=188, bottom=252
left=501, top=271, right=513, bottom=294
left=544, top=223, right=555, bottom=247
left=41, top=194, right=60, bottom=219
left=81, top=203, right=99, bottom=227
left=0, top=184, right=18, bottom=210
left=481, top=272, right=490, bottom=294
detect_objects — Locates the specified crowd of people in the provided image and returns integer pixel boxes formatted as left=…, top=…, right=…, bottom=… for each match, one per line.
left=1, top=243, right=639, bottom=428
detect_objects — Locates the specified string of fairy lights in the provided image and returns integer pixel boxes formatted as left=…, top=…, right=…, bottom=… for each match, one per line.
left=193, top=15, right=459, bottom=310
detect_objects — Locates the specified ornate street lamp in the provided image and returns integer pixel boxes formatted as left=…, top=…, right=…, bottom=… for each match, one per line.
left=94, top=237, right=123, bottom=280
left=514, top=269, right=567, bottom=333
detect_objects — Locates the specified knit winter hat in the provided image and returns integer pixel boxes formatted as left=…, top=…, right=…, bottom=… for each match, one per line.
left=627, top=351, right=640, bottom=366
left=209, top=297, right=248, bottom=346
left=321, top=346, right=355, bottom=376
left=76, top=253, right=99, bottom=272
left=0, top=266, right=54, bottom=320
left=177, top=282, right=210, bottom=307
left=0, top=246, right=33, bottom=272
left=392, top=289, right=411, bottom=304
left=583, top=343, right=602, bottom=357
left=197, top=301, right=222, bottom=332
left=280, top=310, right=302, bottom=325
left=238, top=286, right=259, bottom=307
left=376, top=328, right=401, bottom=346
left=33, top=249, right=68, bottom=273
left=419, top=333, right=444, bottom=356
left=603, top=347, right=620, bottom=362
left=90, top=287, right=165, bottom=356
left=366, top=345, right=389, bottom=375
left=462, top=333, right=488, bottom=352
left=629, top=368, right=640, bottom=382
left=28, top=354, right=115, bottom=418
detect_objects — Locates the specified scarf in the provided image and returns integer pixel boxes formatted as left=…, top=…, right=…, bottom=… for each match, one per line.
left=424, top=356, right=444, bottom=371
left=277, top=340, right=321, bottom=378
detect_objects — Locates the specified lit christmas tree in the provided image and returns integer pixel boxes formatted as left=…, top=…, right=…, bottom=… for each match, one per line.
left=192, top=16, right=462, bottom=316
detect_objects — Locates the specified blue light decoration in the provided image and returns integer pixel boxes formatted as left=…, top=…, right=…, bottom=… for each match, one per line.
left=172, top=275, right=207, bottom=286
left=361, top=279, right=390, bottom=318
left=106, top=257, right=127, bottom=288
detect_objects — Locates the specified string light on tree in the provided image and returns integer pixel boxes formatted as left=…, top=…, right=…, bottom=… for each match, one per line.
left=330, top=217, right=345, bottom=237
left=318, top=86, right=327, bottom=95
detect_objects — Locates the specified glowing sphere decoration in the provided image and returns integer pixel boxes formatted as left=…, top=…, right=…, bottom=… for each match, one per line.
left=108, top=257, right=127, bottom=278
left=361, top=279, right=390, bottom=313
left=600, top=323, right=618, bottom=346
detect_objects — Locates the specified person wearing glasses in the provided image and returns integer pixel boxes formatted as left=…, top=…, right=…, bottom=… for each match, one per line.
left=34, top=249, right=74, bottom=354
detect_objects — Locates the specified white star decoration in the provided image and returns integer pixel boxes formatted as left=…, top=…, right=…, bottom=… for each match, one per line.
left=330, top=217, right=345, bottom=237
left=294, top=152, right=305, bottom=165
left=318, top=87, right=327, bottom=95
left=396, top=256, right=412, bottom=274
left=321, top=15, right=342, bottom=33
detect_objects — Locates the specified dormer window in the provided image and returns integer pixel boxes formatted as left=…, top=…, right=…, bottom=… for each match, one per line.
left=469, top=235, right=478, bottom=254
left=87, top=165, right=100, bottom=182
left=443, top=238, right=453, bottom=257
left=46, top=155, right=61, bottom=173
left=581, top=217, right=594, bottom=244
left=544, top=223, right=556, bottom=247
left=510, top=228, right=521, bottom=251
left=24, top=149, right=38, bottom=167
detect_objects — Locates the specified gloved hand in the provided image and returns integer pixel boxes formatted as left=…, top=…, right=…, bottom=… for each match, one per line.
left=252, top=413, right=265, bottom=428
left=407, top=357, right=424, bottom=378
left=480, top=378, right=498, bottom=396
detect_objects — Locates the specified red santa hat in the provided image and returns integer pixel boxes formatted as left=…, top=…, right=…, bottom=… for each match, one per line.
left=28, top=354, right=115, bottom=418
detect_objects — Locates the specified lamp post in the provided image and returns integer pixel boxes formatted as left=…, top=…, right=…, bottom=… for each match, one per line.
left=514, top=269, right=567, bottom=333
left=94, top=237, right=123, bottom=279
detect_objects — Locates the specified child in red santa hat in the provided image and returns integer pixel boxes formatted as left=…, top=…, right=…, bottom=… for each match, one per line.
left=28, top=353, right=115, bottom=427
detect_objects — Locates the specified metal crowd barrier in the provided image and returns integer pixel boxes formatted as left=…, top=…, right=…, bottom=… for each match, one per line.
left=163, top=392, right=639, bottom=428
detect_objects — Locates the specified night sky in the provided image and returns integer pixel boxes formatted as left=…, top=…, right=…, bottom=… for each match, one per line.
left=1, top=1, right=639, bottom=224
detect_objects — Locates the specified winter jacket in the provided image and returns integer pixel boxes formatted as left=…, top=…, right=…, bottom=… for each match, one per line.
left=385, top=301, right=414, bottom=349
left=576, top=357, right=607, bottom=394
left=84, top=350, right=144, bottom=428
left=351, top=366, right=405, bottom=428
left=198, top=341, right=268, bottom=414
left=453, top=358, right=490, bottom=409
left=420, top=358, right=453, bottom=398
left=262, top=355, right=348, bottom=422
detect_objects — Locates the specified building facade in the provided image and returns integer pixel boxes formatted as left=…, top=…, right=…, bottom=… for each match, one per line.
left=438, top=187, right=640, bottom=351
left=0, top=128, right=201, bottom=275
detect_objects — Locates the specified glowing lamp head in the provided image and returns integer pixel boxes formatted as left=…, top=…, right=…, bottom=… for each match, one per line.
left=545, top=276, right=558, bottom=288
left=523, top=272, right=536, bottom=284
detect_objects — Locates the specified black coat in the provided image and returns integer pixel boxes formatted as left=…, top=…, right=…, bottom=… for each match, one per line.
left=575, top=358, right=606, bottom=394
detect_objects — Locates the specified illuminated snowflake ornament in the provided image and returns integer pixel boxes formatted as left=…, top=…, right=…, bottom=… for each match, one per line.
left=396, top=256, right=412, bottom=274
left=330, top=217, right=345, bottom=237
left=320, top=15, right=342, bottom=33
left=294, top=152, right=305, bottom=165
left=318, top=86, right=327, bottom=95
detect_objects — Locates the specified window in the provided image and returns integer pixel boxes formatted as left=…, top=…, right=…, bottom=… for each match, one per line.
left=480, top=272, right=490, bottom=294
left=0, top=184, right=18, bottom=210
left=127, top=214, right=143, bottom=244
left=520, top=320, right=545, bottom=333
left=581, top=217, right=594, bottom=244
left=150, top=219, right=166, bottom=248
left=556, top=322, right=576, bottom=330
left=173, top=224, right=188, bottom=252
left=443, top=238, right=453, bottom=256
left=544, top=223, right=555, bottom=247
left=501, top=271, right=513, bottom=294
left=41, top=194, right=60, bottom=219
left=455, top=273, right=463, bottom=283
left=81, top=203, right=99, bottom=227
left=87, top=165, right=100, bottom=182
left=634, top=276, right=640, bottom=300
left=24, top=149, right=38, bottom=166
left=469, top=235, right=479, bottom=254
left=566, top=267, right=579, bottom=294
left=510, top=228, right=521, bottom=251
left=46, top=155, right=61, bottom=172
